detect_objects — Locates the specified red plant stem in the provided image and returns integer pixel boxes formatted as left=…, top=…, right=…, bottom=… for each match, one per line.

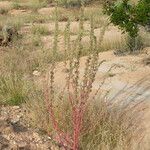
left=72, top=103, right=84, bottom=150
left=44, top=69, right=92, bottom=150
left=44, top=83, right=73, bottom=149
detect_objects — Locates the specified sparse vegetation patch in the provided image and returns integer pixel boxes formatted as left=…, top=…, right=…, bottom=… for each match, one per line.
left=0, top=0, right=149, bottom=150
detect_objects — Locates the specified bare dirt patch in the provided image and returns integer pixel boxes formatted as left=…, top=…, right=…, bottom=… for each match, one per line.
left=0, top=1, right=12, bottom=9
left=38, top=7, right=56, bottom=15
left=37, top=50, right=150, bottom=100
left=9, top=9, right=32, bottom=15
left=0, top=106, right=60, bottom=150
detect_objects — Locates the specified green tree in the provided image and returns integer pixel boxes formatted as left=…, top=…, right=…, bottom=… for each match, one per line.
left=104, top=0, right=150, bottom=52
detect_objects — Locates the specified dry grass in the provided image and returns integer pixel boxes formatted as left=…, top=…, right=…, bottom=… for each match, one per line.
left=0, top=1, right=149, bottom=150
left=31, top=25, right=50, bottom=35
left=25, top=7, right=147, bottom=149
left=25, top=81, right=146, bottom=150
left=0, top=71, right=28, bottom=105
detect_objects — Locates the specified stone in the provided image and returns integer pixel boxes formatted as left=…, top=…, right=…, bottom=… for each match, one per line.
left=33, top=70, right=41, bottom=76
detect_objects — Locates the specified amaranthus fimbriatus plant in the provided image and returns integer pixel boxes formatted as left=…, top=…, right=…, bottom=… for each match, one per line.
left=53, top=3, right=59, bottom=57
left=44, top=3, right=106, bottom=150
left=64, top=18, right=71, bottom=67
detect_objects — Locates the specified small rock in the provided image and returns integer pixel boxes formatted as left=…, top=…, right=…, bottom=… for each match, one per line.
left=47, top=136, right=51, bottom=140
left=11, top=117, right=20, bottom=124
left=33, top=70, right=41, bottom=76
left=12, top=106, right=20, bottom=110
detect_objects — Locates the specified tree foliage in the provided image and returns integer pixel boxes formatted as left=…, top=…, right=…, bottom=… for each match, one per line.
left=104, top=0, right=150, bottom=37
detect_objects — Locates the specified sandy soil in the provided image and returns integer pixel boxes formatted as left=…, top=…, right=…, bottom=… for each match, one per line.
left=0, top=0, right=150, bottom=148
left=0, top=1, right=12, bottom=9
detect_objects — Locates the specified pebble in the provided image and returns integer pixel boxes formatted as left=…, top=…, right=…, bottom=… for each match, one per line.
left=33, top=70, right=41, bottom=76
left=0, top=106, right=60, bottom=150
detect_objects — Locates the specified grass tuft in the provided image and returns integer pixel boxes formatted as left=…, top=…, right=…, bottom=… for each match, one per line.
left=0, top=72, right=28, bottom=106
left=31, top=25, right=50, bottom=35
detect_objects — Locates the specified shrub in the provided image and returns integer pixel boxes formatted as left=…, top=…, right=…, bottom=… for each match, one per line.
left=104, top=0, right=150, bottom=52
left=126, top=35, right=143, bottom=52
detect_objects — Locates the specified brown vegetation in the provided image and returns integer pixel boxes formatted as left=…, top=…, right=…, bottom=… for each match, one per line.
left=0, top=0, right=149, bottom=150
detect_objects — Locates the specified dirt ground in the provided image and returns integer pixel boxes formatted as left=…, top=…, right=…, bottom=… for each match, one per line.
left=0, top=0, right=150, bottom=149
